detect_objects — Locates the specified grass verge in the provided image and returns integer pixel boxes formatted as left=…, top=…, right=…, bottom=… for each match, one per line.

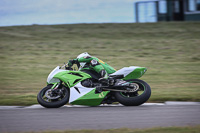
left=0, top=22, right=200, bottom=105
left=22, top=125, right=200, bottom=133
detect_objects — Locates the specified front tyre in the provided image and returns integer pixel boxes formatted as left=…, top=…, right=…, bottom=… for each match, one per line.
left=114, top=79, right=151, bottom=106
left=37, top=85, right=69, bottom=108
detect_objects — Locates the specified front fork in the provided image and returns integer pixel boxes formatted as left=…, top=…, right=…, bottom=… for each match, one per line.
left=50, top=82, right=59, bottom=90
left=50, top=81, right=65, bottom=90
left=49, top=82, right=65, bottom=97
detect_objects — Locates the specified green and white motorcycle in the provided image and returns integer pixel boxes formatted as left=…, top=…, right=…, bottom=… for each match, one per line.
left=37, top=64, right=151, bottom=108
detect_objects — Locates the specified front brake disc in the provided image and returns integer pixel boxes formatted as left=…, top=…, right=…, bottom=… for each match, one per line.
left=45, top=89, right=61, bottom=100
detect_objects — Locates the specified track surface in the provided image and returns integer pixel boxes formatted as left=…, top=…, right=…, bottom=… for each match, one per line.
left=0, top=104, right=200, bottom=132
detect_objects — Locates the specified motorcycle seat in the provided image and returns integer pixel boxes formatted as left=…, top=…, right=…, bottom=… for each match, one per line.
left=109, top=75, right=124, bottom=79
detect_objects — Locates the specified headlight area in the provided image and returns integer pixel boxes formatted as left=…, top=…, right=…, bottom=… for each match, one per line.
left=47, top=78, right=60, bottom=84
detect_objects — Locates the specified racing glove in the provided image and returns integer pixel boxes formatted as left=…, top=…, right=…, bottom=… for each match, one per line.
left=68, top=59, right=75, bottom=67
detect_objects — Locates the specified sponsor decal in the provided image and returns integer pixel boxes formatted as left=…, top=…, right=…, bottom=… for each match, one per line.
left=98, top=59, right=105, bottom=64
left=99, top=92, right=104, bottom=98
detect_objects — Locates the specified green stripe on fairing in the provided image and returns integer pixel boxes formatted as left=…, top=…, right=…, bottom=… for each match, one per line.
left=71, top=90, right=109, bottom=106
left=123, top=67, right=147, bottom=80
left=54, top=70, right=92, bottom=87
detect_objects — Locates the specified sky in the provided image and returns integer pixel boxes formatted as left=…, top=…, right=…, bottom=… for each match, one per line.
left=0, top=0, right=157, bottom=26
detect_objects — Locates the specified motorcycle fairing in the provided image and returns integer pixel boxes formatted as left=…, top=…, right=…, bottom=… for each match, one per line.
left=47, top=67, right=109, bottom=106
left=69, top=82, right=109, bottom=106
left=110, top=66, right=147, bottom=80
left=53, top=70, right=92, bottom=87
left=47, top=66, right=66, bottom=84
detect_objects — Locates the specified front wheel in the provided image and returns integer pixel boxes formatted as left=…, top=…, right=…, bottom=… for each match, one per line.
left=37, top=84, right=69, bottom=108
left=114, top=79, right=151, bottom=106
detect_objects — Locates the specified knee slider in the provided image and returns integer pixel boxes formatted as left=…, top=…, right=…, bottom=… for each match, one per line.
left=91, top=59, right=99, bottom=66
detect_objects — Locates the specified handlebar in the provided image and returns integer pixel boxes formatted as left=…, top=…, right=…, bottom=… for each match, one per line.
left=60, top=63, right=73, bottom=70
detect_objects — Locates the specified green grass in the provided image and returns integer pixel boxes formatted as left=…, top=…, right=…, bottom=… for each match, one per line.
left=0, top=22, right=200, bottom=105
left=22, top=125, right=200, bottom=133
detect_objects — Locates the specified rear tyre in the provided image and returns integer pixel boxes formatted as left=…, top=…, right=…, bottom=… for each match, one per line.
left=37, top=85, right=69, bottom=108
left=114, top=79, right=151, bottom=106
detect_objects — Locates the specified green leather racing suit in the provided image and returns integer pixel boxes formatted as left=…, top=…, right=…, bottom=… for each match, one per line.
left=68, top=56, right=116, bottom=79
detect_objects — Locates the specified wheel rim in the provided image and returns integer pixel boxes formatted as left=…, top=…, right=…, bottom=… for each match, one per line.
left=41, top=86, right=67, bottom=103
left=120, top=81, right=145, bottom=98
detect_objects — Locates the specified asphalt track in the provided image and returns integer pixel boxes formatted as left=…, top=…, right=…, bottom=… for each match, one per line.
left=0, top=102, right=200, bottom=133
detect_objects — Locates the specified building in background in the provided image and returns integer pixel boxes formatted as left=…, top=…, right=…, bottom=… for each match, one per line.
left=135, top=0, right=200, bottom=23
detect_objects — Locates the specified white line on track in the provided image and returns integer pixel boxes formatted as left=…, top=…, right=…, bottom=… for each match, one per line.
left=0, top=101, right=199, bottom=109
left=165, top=101, right=200, bottom=105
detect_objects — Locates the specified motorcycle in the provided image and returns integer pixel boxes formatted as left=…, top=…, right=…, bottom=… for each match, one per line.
left=37, top=63, right=151, bottom=108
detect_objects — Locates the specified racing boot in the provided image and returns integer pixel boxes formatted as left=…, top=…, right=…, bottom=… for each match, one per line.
left=95, top=86, right=103, bottom=94
left=108, top=77, right=115, bottom=86
left=98, top=77, right=115, bottom=86
left=98, top=78, right=109, bottom=86
left=95, top=77, right=116, bottom=94
left=95, top=78, right=108, bottom=94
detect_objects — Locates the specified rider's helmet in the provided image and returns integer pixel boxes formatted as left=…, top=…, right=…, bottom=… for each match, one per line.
left=77, top=52, right=91, bottom=59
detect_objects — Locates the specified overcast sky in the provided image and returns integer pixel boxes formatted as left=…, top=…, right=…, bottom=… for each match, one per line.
left=0, top=0, right=156, bottom=26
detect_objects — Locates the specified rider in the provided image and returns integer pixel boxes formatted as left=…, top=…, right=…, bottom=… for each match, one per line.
left=67, top=52, right=116, bottom=93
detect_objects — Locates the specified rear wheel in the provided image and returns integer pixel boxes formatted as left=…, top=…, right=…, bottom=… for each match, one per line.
left=37, top=84, right=69, bottom=108
left=114, top=79, right=151, bottom=106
